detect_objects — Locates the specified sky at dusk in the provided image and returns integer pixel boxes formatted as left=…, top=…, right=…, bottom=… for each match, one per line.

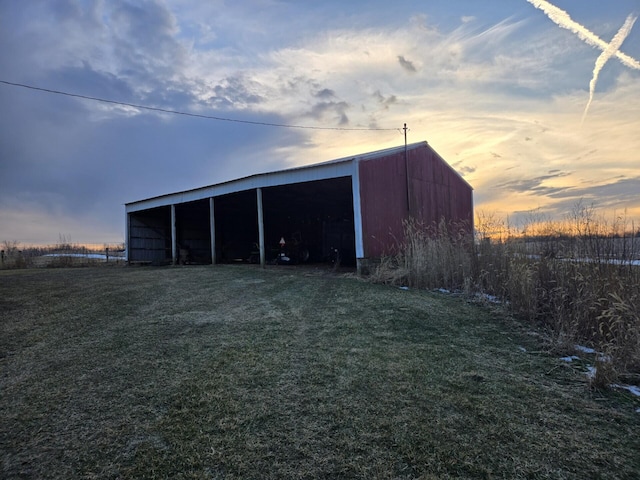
left=1, top=0, right=639, bottom=246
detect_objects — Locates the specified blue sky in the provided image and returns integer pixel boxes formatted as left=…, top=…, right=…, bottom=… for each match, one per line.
left=1, top=0, right=639, bottom=245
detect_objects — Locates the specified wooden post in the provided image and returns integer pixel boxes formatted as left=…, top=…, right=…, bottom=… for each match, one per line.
left=257, top=188, right=266, bottom=268
left=404, top=123, right=411, bottom=215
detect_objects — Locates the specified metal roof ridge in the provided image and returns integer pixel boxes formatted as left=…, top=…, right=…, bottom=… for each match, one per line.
left=125, top=141, right=429, bottom=205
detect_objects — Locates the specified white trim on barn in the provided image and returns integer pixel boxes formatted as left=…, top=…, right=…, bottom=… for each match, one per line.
left=125, top=155, right=357, bottom=213
left=351, top=158, right=364, bottom=259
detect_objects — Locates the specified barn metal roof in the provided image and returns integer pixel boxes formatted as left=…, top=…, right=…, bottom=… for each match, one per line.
left=125, top=141, right=470, bottom=213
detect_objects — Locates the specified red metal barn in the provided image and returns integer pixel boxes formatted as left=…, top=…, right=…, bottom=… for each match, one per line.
left=125, top=141, right=473, bottom=273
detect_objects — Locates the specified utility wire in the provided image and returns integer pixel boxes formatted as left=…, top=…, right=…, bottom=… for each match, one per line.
left=0, top=79, right=398, bottom=131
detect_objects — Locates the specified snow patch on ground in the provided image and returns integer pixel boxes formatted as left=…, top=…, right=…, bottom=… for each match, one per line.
left=559, top=354, right=640, bottom=399
left=612, top=384, right=640, bottom=397
left=560, top=355, right=580, bottom=362
left=474, top=293, right=502, bottom=304
left=574, top=345, right=596, bottom=354
left=44, top=253, right=123, bottom=260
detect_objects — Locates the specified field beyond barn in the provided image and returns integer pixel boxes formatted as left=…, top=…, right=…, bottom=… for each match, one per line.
left=1, top=266, right=638, bottom=479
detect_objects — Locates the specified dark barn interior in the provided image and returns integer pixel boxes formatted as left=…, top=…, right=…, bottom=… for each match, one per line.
left=128, top=206, right=171, bottom=264
left=175, top=199, right=212, bottom=263
left=128, top=176, right=356, bottom=266
left=262, top=176, right=355, bottom=265
left=215, top=190, right=259, bottom=263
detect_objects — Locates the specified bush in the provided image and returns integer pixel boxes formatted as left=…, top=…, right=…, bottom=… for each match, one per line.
left=1, top=240, right=30, bottom=269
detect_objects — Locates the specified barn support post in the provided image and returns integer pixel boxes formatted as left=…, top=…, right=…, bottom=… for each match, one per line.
left=125, top=211, right=130, bottom=263
left=351, top=160, right=366, bottom=275
left=256, top=188, right=266, bottom=268
left=171, top=204, right=177, bottom=265
left=209, top=197, right=216, bottom=265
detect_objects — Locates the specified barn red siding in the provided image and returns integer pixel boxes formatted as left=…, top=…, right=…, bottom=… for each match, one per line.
left=358, top=151, right=408, bottom=258
left=359, top=143, right=473, bottom=259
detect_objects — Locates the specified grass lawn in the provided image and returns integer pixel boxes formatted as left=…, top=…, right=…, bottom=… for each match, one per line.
left=1, top=265, right=638, bottom=479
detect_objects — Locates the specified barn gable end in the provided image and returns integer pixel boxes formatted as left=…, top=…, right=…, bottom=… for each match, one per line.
left=357, top=141, right=473, bottom=261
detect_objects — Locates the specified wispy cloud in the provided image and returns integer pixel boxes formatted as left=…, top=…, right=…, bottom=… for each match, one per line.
left=494, top=171, right=571, bottom=195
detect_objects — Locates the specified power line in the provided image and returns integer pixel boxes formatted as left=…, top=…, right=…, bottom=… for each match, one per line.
left=0, top=79, right=398, bottom=131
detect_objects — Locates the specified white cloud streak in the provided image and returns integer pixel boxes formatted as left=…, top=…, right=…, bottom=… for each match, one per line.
left=526, top=0, right=640, bottom=70
left=526, top=0, right=640, bottom=122
left=582, top=14, right=637, bottom=124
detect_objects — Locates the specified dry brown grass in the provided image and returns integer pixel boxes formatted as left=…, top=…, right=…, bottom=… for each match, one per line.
left=371, top=212, right=640, bottom=381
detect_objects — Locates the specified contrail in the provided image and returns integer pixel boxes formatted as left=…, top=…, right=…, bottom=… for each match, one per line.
left=582, top=14, right=637, bottom=124
left=526, top=0, right=640, bottom=70
left=526, top=0, right=640, bottom=122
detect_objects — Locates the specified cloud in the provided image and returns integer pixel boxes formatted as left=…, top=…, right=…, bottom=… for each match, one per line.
left=535, top=177, right=640, bottom=220
left=108, top=0, right=185, bottom=73
left=494, top=171, right=572, bottom=195
left=372, top=90, right=397, bottom=109
left=314, top=88, right=337, bottom=99
left=452, top=161, right=476, bottom=177
left=548, top=177, right=640, bottom=200
left=307, top=101, right=350, bottom=126
left=397, top=55, right=417, bottom=73
left=207, top=75, right=265, bottom=109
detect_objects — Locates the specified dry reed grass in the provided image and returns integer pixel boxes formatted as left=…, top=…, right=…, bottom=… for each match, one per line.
left=371, top=208, right=640, bottom=383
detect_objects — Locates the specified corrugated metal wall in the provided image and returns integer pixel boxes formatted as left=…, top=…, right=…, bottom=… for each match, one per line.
left=359, top=143, right=473, bottom=258
left=358, top=150, right=408, bottom=258
left=128, top=206, right=172, bottom=263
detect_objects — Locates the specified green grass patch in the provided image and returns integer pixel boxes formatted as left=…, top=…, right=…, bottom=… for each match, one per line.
left=1, top=265, right=638, bottom=479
